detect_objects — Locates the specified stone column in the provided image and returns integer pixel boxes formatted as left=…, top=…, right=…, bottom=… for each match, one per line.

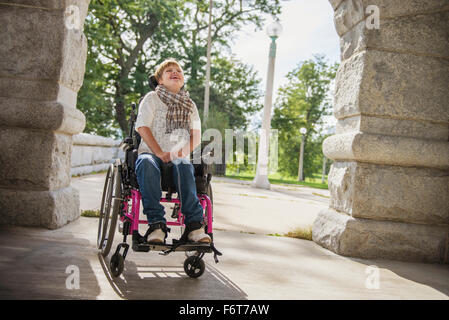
left=313, top=0, right=449, bottom=263
left=0, top=0, right=90, bottom=229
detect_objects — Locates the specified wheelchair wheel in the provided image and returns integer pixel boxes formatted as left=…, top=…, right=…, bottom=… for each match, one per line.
left=184, top=256, right=205, bottom=278
left=97, top=162, right=121, bottom=257
left=185, top=249, right=202, bottom=258
left=97, top=164, right=113, bottom=249
left=110, top=252, right=125, bottom=278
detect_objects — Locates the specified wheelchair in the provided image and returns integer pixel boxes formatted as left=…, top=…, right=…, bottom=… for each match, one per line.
left=97, top=102, right=221, bottom=279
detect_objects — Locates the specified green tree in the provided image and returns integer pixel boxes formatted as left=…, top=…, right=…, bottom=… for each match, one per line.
left=78, top=0, right=281, bottom=138
left=191, top=57, right=263, bottom=172
left=190, top=56, right=263, bottom=131
left=175, top=0, right=281, bottom=88
left=271, top=55, right=338, bottom=179
left=79, top=0, right=182, bottom=138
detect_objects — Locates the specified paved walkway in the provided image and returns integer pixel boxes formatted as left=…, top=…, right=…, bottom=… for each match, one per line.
left=74, top=174, right=329, bottom=235
left=0, top=173, right=448, bottom=299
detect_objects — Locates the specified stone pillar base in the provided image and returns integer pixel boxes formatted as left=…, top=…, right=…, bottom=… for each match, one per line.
left=0, top=186, right=80, bottom=230
left=313, top=209, right=449, bottom=263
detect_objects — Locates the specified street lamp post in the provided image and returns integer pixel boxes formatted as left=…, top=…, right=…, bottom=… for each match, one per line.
left=252, top=21, right=282, bottom=190
left=298, top=127, right=307, bottom=181
left=203, top=0, right=213, bottom=126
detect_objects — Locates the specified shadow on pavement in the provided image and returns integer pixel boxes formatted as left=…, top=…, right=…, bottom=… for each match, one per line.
left=0, top=227, right=101, bottom=299
left=350, top=257, right=449, bottom=297
left=98, top=253, right=247, bottom=300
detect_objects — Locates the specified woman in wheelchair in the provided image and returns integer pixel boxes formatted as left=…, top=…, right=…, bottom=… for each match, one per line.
left=135, top=58, right=210, bottom=245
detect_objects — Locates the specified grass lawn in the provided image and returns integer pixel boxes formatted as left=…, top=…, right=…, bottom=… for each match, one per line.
left=224, top=171, right=328, bottom=190
left=81, top=209, right=100, bottom=218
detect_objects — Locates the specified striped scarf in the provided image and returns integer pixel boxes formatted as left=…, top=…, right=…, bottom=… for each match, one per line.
left=155, top=85, right=194, bottom=134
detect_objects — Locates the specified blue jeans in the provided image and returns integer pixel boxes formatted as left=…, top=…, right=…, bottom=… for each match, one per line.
left=135, top=153, right=204, bottom=225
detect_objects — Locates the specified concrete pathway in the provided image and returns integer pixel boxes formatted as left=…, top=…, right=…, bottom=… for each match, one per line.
left=0, top=173, right=447, bottom=300
left=73, top=173, right=330, bottom=235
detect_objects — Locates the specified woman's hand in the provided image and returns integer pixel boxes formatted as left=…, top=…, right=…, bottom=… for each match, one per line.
left=156, top=151, right=172, bottom=163
left=176, top=149, right=186, bottom=158
left=167, top=149, right=186, bottom=161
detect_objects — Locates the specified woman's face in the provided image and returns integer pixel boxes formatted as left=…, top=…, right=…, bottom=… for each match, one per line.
left=159, top=64, right=184, bottom=94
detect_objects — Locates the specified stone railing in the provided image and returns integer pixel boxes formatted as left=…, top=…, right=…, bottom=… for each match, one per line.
left=71, top=133, right=124, bottom=176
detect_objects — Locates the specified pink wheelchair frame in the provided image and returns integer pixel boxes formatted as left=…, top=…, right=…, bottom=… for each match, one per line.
left=121, top=189, right=213, bottom=236
left=101, top=102, right=220, bottom=278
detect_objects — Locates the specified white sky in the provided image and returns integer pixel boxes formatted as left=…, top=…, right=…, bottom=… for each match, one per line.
left=229, top=0, right=340, bottom=131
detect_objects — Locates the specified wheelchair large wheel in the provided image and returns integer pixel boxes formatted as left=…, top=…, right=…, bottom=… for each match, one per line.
left=97, top=162, right=121, bottom=257
left=97, top=164, right=113, bottom=249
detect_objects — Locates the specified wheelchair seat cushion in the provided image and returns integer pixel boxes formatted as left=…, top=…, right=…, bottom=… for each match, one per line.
left=193, top=162, right=211, bottom=176
left=160, top=162, right=176, bottom=191
left=159, top=162, right=210, bottom=193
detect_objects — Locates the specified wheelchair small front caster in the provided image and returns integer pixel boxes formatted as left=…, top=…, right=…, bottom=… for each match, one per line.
left=110, top=253, right=124, bottom=277
left=185, top=250, right=201, bottom=258
left=184, top=256, right=205, bottom=278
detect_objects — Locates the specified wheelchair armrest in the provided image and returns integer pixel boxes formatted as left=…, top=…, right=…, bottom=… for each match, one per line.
left=120, top=137, right=134, bottom=151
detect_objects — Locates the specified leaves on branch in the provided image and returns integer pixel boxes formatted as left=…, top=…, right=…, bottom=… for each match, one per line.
left=78, top=0, right=281, bottom=138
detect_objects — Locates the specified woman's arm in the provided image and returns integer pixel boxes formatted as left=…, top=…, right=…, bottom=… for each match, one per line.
left=137, top=126, right=172, bottom=163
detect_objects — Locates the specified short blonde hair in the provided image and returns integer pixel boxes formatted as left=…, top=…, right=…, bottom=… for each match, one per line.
left=154, top=58, right=183, bottom=82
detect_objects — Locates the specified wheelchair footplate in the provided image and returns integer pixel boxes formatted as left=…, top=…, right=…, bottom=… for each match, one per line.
left=132, top=230, right=222, bottom=263
left=133, top=241, right=213, bottom=254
